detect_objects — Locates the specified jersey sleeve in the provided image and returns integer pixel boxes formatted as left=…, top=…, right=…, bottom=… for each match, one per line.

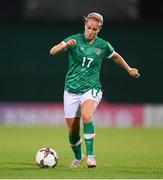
left=105, top=42, right=115, bottom=59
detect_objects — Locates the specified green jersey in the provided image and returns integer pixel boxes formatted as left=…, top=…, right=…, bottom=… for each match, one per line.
left=63, top=34, right=114, bottom=94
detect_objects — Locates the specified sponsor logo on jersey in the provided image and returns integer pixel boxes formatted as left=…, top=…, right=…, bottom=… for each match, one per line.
left=80, top=47, right=84, bottom=51
left=95, top=48, right=101, bottom=55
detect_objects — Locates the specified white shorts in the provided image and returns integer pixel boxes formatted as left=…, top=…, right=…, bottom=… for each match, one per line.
left=64, top=89, right=102, bottom=118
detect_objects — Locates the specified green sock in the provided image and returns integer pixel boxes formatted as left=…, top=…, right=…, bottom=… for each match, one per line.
left=83, top=121, right=96, bottom=156
left=69, top=134, right=82, bottom=160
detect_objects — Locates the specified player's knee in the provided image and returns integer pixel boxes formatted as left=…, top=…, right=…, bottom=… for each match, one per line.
left=81, top=112, right=92, bottom=123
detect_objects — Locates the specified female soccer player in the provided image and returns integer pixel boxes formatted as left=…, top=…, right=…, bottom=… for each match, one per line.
left=50, top=12, right=140, bottom=169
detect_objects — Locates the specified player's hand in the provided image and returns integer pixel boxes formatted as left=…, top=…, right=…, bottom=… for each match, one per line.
left=128, top=68, right=140, bottom=78
left=66, top=39, right=76, bottom=47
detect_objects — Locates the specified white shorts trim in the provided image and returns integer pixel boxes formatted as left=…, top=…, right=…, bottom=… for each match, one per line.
left=64, top=89, right=102, bottom=118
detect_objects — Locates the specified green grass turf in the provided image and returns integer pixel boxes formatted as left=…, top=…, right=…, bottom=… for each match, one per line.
left=0, top=125, right=163, bottom=179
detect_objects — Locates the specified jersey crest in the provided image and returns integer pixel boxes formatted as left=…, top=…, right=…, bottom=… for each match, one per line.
left=95, top=48, right=101, bottom=55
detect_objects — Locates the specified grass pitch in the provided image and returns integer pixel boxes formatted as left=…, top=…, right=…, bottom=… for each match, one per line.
left=0, top=125, right=163, bottom=179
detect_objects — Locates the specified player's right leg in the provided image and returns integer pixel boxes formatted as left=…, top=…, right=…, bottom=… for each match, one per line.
left=66, top=117, right=84, bottom=168
left=64, top=91, right=84, bottom=168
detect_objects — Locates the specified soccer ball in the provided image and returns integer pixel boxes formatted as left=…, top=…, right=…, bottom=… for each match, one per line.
left=35, top=147, right=59, bottom=168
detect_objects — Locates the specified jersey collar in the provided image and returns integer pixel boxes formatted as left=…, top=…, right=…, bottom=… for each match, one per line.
left=83, top=33, right=97, bottom=46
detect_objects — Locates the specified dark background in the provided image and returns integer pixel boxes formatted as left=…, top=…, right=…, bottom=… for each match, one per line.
left=0, top=0, right=162, bottom=103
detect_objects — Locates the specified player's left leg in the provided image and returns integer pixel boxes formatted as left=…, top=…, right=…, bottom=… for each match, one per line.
left=80, top=89, right=102, bottom=168
left=81, top=99, right=98, bottom=168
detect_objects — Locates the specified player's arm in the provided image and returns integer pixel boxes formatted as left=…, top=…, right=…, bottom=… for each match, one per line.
left=111, top=52, right=140, bottom=78
left=50, top=39, right=76, bottom=56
